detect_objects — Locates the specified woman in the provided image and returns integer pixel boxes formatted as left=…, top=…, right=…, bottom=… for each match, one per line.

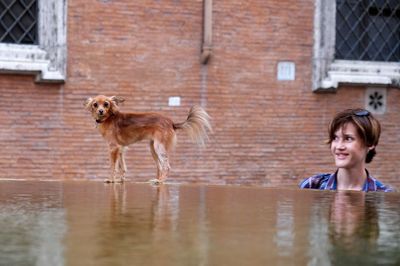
left=299, top=108, right=393, bottom=192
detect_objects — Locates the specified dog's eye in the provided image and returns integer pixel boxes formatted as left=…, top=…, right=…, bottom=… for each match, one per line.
left=104, top=102, right=109, bottom=108
left=93, top=102, right=98, bottom=108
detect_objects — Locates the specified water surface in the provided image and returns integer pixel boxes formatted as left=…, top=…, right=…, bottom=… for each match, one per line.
left=0, top=181, right=399, bottom=265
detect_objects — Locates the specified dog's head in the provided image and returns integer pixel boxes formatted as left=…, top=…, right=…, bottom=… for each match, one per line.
left=84, top=95, right=125, bottom=123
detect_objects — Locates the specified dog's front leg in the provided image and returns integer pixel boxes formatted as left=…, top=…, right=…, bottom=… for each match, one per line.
left=106, top=145, right=120, bottom=183
left=117, top=146, right=127, bottom=182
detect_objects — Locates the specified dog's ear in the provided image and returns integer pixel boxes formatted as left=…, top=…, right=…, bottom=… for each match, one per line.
left=110, top=96, right=125, bottom=106
left=84, top=97, right=94, bottom=110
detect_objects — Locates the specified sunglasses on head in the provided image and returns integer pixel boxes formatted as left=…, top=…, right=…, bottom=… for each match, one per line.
left=354, top=110, right=370, bottom=117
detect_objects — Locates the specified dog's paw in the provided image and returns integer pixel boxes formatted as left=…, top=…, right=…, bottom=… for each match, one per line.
left=116, top=177, right=125, bottom=183
left=149, top=178, right=164, bottom=185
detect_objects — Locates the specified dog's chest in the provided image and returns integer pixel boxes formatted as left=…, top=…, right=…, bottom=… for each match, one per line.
left=98, top=124, right=118, bottom=143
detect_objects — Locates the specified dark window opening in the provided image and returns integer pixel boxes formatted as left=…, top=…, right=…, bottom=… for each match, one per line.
left=0, top=0, right=38, bottom=45
left=336, top=0, right=400, bottom=62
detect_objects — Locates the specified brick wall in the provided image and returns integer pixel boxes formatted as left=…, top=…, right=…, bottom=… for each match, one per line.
left=0, top=0, right=399, bottom=189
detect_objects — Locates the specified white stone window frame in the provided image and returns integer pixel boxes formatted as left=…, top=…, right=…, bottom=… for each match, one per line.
left=0, top=0, right=67, bottom=83
left=312, top=0, right=400, bottom=92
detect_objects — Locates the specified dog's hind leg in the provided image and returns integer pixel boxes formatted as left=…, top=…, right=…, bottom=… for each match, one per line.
left=150, top=140, right=161, bottom=179
left=149, top=140, right=170, bottom=184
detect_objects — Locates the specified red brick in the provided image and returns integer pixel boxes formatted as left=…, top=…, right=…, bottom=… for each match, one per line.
left=0, top=0, right=398, bottom=189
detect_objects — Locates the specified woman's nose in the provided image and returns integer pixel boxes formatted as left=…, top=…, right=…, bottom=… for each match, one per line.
left=336, top=140, right=345, bottom=149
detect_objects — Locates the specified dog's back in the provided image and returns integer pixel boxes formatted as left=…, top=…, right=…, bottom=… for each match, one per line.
left=110, top=111, right=176, bottom=146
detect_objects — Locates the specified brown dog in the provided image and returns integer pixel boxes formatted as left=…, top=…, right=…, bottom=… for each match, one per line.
left=85, top=95, right=211, bottom=183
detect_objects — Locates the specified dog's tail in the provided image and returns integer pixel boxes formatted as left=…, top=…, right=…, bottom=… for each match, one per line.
left=173, top=106, right=212, bottom=146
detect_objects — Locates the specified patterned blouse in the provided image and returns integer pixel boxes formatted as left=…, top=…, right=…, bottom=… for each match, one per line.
left=299, top=170, right=394, bottom=192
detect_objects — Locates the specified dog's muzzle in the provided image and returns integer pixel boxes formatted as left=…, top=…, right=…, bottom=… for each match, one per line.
left=95, top=114, right=106, bottom=123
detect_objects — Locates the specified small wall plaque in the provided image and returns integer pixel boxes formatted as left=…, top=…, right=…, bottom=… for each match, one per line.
left=277, top=61, right=295, bottom=81
left=168, top=96, right=181, bottom=106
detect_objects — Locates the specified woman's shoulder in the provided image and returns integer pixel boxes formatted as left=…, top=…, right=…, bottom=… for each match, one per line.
left=299, top=173, right=333, bottom=189
left=368, top=176, right=396, bottom=192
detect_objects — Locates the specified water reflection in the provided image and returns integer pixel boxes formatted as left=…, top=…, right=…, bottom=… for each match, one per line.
left=65, top=183, right=171, bottom=265
left=274, top=199, right=294, bottom=256
left=0, top=181, right=399, bottom=265
left=329, top=192, right=379, bottom=247
left=328, top=191, right=400, bottom=265
left=0, top=182, right=65, bottom=266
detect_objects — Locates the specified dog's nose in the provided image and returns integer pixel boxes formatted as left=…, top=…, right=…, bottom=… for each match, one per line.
left=99, top=109, right=104, bottom=115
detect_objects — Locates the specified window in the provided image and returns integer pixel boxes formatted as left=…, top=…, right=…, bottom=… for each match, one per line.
left=0, top=0, right=67, bottom=82
left=0, top=0, right=38, bottom=45
left=313, top=0, right=400, bottom=91
left=336, top=0, right=399, bottom=62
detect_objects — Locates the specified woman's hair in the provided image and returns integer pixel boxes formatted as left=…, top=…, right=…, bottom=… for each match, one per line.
left=327, top=108, right=381, bottom=163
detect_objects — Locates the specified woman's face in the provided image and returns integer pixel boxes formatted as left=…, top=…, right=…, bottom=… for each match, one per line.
left=330, top=122, right=371, bottom=169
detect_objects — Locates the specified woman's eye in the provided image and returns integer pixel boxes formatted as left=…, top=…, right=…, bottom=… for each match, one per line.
left=93, top=102, right=98, bottom=108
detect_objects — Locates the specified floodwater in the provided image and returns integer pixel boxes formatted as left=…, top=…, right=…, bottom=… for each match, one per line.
left=0, top=181, right=399, bottom=266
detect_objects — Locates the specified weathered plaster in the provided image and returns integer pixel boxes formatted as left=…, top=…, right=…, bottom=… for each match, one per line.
left=312, top=0, right=400, bottom=91
left=0, top=0, right=67, bottom=83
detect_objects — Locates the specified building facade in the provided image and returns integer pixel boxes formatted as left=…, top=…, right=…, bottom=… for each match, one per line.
left=0, top=0, right=399, bottom=188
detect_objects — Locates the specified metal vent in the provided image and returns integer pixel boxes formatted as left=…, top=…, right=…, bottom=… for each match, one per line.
left=336, top=0, right=400, bottom=62
left=0, top=0, right=38, bottom=45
